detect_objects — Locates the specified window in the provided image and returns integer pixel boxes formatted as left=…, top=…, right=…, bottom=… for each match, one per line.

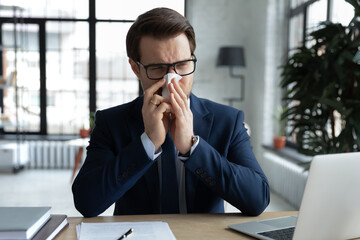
left=306, top=0, right=327, bottom=34
left=286, top=0, right=356, bottom=146
left=1, top=23, right=41, bottom=133
left=96, top=23, right=137, bottom=111
left=331, top=0, right=354, bottom=25
left=289, top=13, right=304, bottom=51
left=46, top=22, right=89, bottom=134
left=0, top=0, right=88, bottom=18
left=291, top=0, right=309, bottom=8
left=96, top=0, right=184, bottom=20
left=0, top=0, right=185, bottom=135
left=289, top=0, right=356, bottom=48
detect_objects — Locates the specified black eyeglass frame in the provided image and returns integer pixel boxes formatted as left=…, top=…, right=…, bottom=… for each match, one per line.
left=136, top=56, right=197, bottom=80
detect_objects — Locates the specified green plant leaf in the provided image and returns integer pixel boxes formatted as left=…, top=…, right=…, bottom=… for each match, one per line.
left=279, top=4, right=360, bottom=156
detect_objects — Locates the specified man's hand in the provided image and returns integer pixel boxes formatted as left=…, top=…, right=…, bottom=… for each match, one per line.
left=142, top=79, right=172, bottom=151
left=168, top=79, right=194, bottom=155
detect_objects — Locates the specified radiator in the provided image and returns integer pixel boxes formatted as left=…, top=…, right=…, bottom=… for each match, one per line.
left=262, top=151, right=309, bottom=209
left=27, top=140, right=80, bottom=169
left=0, top=142, right=29, bottom=172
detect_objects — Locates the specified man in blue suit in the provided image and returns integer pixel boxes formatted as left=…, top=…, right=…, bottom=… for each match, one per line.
left=72, top=7, right=269, bottom=217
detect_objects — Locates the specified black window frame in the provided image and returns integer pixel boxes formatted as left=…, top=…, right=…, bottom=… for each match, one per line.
left=0, top=0, right=186, bottom=136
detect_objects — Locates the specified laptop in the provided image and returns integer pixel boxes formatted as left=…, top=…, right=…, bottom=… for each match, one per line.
left=229, top=152, right=360, bottom=240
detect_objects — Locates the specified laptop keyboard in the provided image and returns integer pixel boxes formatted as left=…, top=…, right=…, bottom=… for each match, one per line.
left=258, top=227, right=295, bottom=240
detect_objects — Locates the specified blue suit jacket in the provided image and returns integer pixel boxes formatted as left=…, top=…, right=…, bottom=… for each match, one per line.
left=72, top=94, right=270, bottom=217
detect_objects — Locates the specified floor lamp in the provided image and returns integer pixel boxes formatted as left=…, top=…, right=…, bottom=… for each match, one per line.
left=217, top=46, right=246, bottom=104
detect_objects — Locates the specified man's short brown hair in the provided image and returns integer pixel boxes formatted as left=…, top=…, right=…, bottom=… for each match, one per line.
left=126, top=8, right=196, bottom=62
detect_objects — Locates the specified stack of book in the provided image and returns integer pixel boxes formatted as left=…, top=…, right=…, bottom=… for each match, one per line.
left=0, top=207, right=68, bottom=240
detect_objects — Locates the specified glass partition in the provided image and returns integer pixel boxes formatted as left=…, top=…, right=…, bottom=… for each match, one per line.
left=0, top=0, right=185, bottom=135
left=0, top=0, right=88, bottom=18
left=1, top=23, right=41, bottom=133
left=96, top=0, right=184, bottom=20
left=46, top=22, right=89, bottom=134
left=96, top=22, right=138, bottom=111
left=331, top=0, right=354, bottom=25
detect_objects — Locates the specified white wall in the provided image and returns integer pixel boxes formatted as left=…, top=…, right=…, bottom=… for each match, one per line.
left=186, top=0, right=288, bottom=163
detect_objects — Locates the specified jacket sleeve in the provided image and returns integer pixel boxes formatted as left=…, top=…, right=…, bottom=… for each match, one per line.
left=184, top=110, right=270, bottom=216
left=72, top=110, right=154, bottom=217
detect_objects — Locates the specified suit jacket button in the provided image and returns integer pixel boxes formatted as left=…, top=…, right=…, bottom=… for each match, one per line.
left=210, top=180, right=216, bottom=187
left=196, top=168, right=204, bottom=174
left=205, top=177, right=212, bottom=183
left=201, top=172, right=208, bottom=179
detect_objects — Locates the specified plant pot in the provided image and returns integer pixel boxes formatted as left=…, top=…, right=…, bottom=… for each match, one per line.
left=79, top=128, right=90, bottom=138
left=273, top=136, right=286, bottom=149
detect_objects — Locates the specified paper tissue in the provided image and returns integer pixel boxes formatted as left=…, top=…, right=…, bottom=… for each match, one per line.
left=162, top=73, right=182, bottom=100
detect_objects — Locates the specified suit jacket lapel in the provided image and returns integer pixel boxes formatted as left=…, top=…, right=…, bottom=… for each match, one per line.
left=190, top=94, right=213, bottom=141
left=127, top=96, right=144, bottom=138
left=186, top=94, right=214, bottom=212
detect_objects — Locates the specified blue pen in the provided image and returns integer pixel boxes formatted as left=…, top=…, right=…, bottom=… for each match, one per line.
left=117, top=228, right=134, bottom=240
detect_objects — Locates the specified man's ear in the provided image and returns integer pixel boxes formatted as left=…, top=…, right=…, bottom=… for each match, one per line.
left=129, top=59, right=140, bottom=79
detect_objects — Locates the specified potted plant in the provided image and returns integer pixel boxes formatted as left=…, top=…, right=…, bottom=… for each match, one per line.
left=79, top=127, right=90, bottom=138
left=273, top=105, right=287, bottom=149
left=79, top=112, right=95, bottom=138
left=280, top=0, right=360, bottom=156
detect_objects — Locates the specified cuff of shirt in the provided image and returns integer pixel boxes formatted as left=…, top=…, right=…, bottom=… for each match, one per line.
left=178, top=135, right=200, bottom=161
left=141, top=132, right=162, bottom=160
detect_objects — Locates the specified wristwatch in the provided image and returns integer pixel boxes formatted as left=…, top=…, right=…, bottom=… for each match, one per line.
left=179, top=135, right=198, bottom=157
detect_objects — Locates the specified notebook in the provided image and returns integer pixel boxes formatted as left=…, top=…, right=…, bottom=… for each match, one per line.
left=0, top=206, right=51, bottom=240
left=32, top=214, right=68, bottom=240
left=229, top=151, right=360, bottom=240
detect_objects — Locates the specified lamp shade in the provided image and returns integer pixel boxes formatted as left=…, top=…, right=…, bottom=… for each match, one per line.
left=217, top=46, right=246, bottom=67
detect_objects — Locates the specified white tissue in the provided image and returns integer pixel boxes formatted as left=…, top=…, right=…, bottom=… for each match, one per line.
left=162, top=73, right=182, bottom=100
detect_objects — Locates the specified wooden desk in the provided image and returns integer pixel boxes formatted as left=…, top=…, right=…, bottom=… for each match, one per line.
left=56, top=211, right=298, bottom=240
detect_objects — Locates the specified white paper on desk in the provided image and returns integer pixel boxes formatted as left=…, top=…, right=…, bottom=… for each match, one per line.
left=76, top=221, right=176, bottom=240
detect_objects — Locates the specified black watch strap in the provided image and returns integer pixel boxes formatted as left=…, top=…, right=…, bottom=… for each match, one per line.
left=179, top=135, right=198, bottom=157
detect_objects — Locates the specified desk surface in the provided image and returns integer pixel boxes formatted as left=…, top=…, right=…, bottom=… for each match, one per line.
left=56, top=211, right=298, bottom=240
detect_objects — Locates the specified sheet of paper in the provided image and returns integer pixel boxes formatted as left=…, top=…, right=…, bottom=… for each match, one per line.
left=77, top=221, right=176, bottom=240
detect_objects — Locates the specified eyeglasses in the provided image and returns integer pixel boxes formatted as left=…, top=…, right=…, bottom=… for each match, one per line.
left=137, top=56, right=197, bottom=80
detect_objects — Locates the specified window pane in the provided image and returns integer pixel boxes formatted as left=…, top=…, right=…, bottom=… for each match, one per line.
left=291, top=0, right=308, bottom=8
left=96, top=0, right=185, bottom=20
left=289, top=13, right=304, bottom=52
left=46, top=22, right=89, bottom=134
left=307, top=0, right=327, bottom=33
left=0, top=0, right=88, bottom=18
left=1, top=23, right=41, bottom=133
left=332, top=0, right=354, bottom=25
left=96, top=23, right=138, bottom=110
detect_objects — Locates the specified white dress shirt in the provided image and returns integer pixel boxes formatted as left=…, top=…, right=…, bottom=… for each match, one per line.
left=140, top=100, right=199, bottom=213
